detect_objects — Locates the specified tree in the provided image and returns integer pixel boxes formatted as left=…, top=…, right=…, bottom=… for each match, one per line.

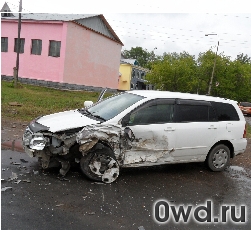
left=236, top=53, right=251, bottom=64
left=197, top=50, right=251, bottom=101
left=225, top=60, right=251, bottom=101
left=196, top=50, right=232, bottom=96
left=122, top=47, right=153, bottom=67
left=122, top=46, right=251, bottom=102
left=145, top=52, right=197, bottom=92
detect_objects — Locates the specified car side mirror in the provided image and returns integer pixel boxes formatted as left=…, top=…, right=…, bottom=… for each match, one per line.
left=124, top=127, right=135, bottom=141
left=84, top=101, right=93, bottom=108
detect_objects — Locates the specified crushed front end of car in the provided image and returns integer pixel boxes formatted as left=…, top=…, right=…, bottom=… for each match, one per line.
left=22, top=118, right=83, bottom=176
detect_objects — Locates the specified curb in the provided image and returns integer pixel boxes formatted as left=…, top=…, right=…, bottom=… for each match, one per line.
left=1, top=140, right=24, bottom=153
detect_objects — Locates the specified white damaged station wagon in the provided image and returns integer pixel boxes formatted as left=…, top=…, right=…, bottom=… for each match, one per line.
left=23, top=90, right=247, bottom=183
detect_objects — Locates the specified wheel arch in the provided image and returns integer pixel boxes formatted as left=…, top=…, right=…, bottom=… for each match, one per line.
left=90, top=140, right=114, bottom=154
left=207, top=140, right=234, bottom=159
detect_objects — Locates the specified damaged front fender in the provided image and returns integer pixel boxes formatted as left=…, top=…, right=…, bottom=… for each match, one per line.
left=76, top=124, right=131, bottom=161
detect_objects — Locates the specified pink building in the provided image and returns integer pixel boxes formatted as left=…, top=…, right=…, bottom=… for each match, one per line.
left=1, top=11, right=123, bottom=90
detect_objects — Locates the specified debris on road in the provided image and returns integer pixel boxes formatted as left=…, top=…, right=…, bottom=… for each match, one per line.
left=57, top=177, right=70, bottom=181
left=88, top=212, right=95, bottom=215
left=55, top=204, right=64, bottom=207
left=9, top=172, right=18, bottom=181
left=20, top=159, right=28, bottom=163
left=11, top=162, right=21, bottom=165
left=138, top=226, right=145, bottom=230
left=33, top=170, right=39, bottom=175
left=1, top=187, right=13, bottom=192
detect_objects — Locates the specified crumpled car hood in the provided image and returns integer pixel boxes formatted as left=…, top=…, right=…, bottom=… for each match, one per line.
left=36, top=110, right=99, bottom=132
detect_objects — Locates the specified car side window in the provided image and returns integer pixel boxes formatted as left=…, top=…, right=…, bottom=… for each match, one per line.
left=175, top=104, right=211, bottom=122
left=127, top=99, right=174, bottom=126
left=174, top=99, right=216, bottom=122
left=211, top=102, right=239, bottom=121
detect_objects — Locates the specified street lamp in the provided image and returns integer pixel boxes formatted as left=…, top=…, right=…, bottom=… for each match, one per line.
left=205, top=34, right=219, bottom=95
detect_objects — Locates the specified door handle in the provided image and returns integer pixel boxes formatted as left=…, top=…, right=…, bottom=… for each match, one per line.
left=164, top=127, right=175, bottom=131
left=208, top=125, right=217, bottom=129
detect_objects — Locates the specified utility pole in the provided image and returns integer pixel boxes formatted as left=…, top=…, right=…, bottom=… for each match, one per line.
left=14, top=0, right=22, bottom=88
left=205, top=34, right=219, bottom=95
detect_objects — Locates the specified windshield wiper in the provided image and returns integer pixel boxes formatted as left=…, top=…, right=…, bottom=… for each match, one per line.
left=78, top=109, right=106, bottom=121
left=91, top=114, right=106, bottom=121
left=78, top=108, right=91, bottom=115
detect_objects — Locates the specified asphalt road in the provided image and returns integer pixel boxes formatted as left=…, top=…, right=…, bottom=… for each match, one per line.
left=1, top=148, right=251, bottom=230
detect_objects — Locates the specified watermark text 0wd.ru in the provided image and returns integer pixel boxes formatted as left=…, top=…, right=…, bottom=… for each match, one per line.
left=153, top=200, right=247, bottom=224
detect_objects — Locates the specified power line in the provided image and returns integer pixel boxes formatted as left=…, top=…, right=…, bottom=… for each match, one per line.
left=3, top=3, right=250, bottom=56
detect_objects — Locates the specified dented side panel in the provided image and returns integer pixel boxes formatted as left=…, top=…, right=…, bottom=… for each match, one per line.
left=123, top=123, right=176, bottom=165
left=77, top=123, right=177, bottom=167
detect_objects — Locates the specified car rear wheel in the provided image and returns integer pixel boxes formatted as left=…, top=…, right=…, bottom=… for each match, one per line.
left=80, top=146, right=119, bottom=183
left=207, top=144, right=230, bottom=171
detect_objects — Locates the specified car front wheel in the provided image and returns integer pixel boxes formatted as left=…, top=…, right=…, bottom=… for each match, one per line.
left=207, top=144, right=230, bottom=171
left=80, top=146, right=119, bottom=183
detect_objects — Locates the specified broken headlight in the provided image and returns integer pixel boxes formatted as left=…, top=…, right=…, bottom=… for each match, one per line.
left=23, top=126, right=49, bottom=151
left=29, top=134, right=48, bottom=150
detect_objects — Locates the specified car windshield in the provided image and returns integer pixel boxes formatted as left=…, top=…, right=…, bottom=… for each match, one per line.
left=86, top=93, right=144, bottom=121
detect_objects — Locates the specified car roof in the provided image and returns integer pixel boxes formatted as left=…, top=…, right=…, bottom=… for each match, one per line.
left=127, top=90, right=237, bottom=104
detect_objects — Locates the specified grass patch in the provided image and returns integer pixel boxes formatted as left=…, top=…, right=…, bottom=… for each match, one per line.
left=1, top=81, right=112, bottom=122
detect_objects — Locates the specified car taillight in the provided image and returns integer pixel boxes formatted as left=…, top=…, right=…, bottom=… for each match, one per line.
left=243, top=124, right=247, bottom=138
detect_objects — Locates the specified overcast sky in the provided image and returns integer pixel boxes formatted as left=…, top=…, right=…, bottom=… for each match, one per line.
left=2, top=0, right=251, bottom=60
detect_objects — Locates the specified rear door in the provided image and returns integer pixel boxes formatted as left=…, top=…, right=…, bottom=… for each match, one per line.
left=171, top=99, right=218, bottom=161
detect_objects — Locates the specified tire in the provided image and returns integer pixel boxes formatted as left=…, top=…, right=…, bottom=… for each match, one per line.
left=80, top=145, right=119, bottom=183
left=207, top=144, right=230, bottom=171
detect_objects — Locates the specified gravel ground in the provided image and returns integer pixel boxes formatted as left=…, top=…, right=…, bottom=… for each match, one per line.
left=1, top=117, right=251, bottom=172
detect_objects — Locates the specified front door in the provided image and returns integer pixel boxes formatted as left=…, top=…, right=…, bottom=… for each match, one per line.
left=121, top=99, right=176, bottom=166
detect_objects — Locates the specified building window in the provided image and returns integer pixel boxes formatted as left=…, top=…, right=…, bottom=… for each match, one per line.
left=2, top=10, right=12, bottom=17
left=1, top=37, right=8, bottom=52
left=14, top=38, right=25, bottom=53
left=31, top=39, right=42, bottom=55
left=49, top=40, right=61, bottom=57
left=132, top=70, right=136, bottom=78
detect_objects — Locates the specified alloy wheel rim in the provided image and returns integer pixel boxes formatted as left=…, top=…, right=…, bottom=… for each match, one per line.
left=212, top=149, right=228, bottom=169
